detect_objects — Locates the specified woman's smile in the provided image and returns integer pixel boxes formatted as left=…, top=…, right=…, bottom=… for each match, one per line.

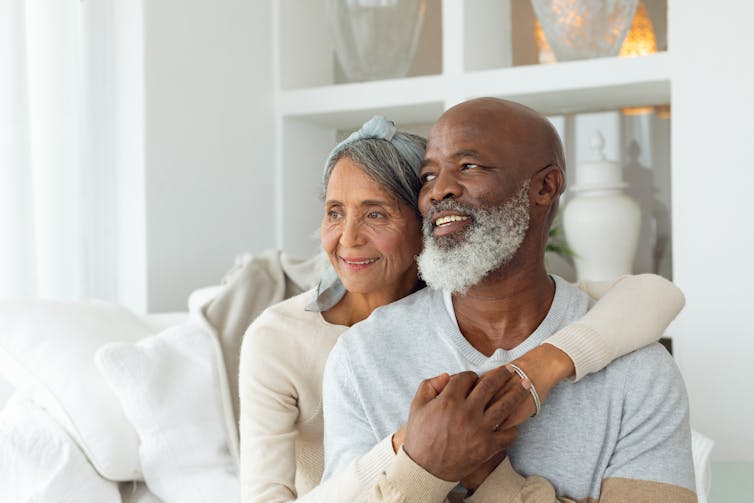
left=339, top=256, right=380, bottom=271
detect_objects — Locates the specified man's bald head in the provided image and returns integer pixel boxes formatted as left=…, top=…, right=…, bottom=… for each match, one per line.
left=435, top=97, right=566, bottom=189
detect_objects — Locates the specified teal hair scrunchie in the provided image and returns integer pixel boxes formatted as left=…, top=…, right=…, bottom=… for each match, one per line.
left=321, top=115, right=398, bottom=190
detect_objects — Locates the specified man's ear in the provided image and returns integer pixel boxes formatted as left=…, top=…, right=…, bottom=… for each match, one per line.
left=531, top=166, right=564, bottom=208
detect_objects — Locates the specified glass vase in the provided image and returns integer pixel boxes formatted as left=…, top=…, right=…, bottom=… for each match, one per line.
left=531, top=0, right=638, bottom=62
left=326, top=0, right=426, bottom=82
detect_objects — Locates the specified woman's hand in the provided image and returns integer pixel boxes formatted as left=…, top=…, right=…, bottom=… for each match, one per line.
left=499, top=343, right=575, bottom=428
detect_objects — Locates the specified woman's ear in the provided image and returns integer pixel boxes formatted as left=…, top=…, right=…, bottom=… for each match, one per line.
left=531, top=165, right=564, bottom=208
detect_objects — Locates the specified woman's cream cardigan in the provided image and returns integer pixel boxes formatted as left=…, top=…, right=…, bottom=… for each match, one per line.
left=239, top=274, right=684, bottom=503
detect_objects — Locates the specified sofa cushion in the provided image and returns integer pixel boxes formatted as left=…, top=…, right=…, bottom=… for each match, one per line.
left=0, top=392, right=121, bottom=502
left=202, top=250, right=321, bottom=426
left=96, top=319, right=239, bottom=502
left=0, top=299, right=153, bottom=480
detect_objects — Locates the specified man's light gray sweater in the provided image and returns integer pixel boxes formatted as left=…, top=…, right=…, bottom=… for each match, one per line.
left=321, top=276, right=695, bottom=501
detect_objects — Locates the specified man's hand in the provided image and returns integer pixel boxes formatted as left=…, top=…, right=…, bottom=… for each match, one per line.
left=402, top=367, right=529, bottom=482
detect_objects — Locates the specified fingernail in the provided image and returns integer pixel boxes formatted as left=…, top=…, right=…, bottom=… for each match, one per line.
left=521, top=378, right=532, bottom=390
left=505, top=364, right=516, bottom=374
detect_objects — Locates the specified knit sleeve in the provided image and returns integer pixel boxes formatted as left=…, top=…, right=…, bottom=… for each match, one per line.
left=296, top=436, right=396, bottom=502
left=301, top=443, right=456, bottom=503
left=464, top=457, right=696, bottom=503
left=240, top=310, right=400, bottom=503
left=362, top=448, right=457, bottom=503
left=464, top=458, right=578, bottom=503
left=544, top=274, right=685, bottom=381
left=239, top=312, right=304, bottom=502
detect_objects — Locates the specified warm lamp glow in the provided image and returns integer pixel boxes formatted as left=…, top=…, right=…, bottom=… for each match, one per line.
left=621, top=106, right=655, bottom=115
left=535, top=2, right=658, bottom=64
left=655, top=104, right=671, bottom=119
left=619, top=2, right=659, bottom=115
left=535, top=20, right=557, bottom=64
left=618, top=3, right=657, bottom=57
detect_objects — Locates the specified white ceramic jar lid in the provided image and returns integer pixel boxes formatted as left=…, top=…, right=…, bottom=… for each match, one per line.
left=571, top=130, right=627, bottom=191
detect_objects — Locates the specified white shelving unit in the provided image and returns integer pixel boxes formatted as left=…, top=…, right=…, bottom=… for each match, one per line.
left=273, top=0, right=671, bottom=257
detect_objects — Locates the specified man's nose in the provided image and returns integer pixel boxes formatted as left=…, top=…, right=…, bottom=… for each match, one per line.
left=429, top=169, right=463, bottom=204
left=339, top=215, right=366, bottom=247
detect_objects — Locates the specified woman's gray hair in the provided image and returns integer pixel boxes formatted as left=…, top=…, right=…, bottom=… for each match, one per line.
left=321, top=116, right=426, bottom=215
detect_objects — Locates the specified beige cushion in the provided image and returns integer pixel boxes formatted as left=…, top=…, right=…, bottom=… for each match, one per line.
left=202, top=250, right=321, bottom=424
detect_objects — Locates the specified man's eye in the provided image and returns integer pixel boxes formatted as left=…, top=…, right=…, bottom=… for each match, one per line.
left=420, top=173, right=436, bottom=184
left=461, top=163, right=480, bottom=170
left=327, top=209, right=342, bottom=219
left=367, top=211, right=385, bottom=219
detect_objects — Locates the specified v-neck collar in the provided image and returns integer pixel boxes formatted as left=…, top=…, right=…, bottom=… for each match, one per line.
left=435, top=276, right=574, bottom=367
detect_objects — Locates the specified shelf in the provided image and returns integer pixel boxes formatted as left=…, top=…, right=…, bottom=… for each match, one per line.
left=276, top=75, right=446, bottom=129
left=277, top=52, right=671, bottom=128
left=461, top=52, right=671, bottom=115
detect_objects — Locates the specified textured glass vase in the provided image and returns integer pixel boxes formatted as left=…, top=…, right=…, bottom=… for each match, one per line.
left=531, top=0, right=638, bottom=62
left=326, top=0, right=426, bottom=82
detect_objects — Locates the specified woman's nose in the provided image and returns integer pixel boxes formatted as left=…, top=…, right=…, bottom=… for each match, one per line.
left=429, top=169, right=463, bottom=204
left=339, top=215, right=366, bottom=247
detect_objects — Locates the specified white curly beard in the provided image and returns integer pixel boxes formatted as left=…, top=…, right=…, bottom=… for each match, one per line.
left=417, top=180, right=531, bottom=295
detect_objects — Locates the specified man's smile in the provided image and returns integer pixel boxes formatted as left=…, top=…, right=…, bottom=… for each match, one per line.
left=430, top=210, right=471, bottom=237
left=434, top=215, right=469, bottom=226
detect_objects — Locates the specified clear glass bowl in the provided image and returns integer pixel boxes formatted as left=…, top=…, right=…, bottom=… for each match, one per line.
left=326, top=0, right=426, bottom=82
left=531, top=0, right=638, bottom=62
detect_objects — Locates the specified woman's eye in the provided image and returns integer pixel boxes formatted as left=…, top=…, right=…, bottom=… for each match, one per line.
left=367, top=211, right=385, bottom=219
left=327, top=209, right=342, bottom=220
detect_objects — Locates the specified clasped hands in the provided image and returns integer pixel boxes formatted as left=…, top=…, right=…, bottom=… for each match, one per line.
left=393, top=365, right=532, bottom=492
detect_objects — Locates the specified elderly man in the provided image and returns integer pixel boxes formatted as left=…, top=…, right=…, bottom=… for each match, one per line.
left=321, top=98, right=696, bottom=502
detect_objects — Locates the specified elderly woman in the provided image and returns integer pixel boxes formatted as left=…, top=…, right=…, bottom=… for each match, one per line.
left=238, top=116, right=684, bottom=502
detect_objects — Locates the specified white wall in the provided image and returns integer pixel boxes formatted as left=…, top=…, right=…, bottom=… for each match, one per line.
left=81, top=0, right=275, bottom=314
left=669, top=0, right=754, bottom=461
left=112, top=0, right=148, bottom=314
left=142, top=0, right=276, bottom=312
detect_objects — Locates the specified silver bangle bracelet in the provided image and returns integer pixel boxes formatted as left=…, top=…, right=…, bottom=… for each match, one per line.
left=508, top=363, right=541, bottom=417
